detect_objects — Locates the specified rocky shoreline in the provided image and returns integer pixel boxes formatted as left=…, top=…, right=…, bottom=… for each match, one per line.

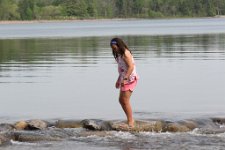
left=0, top=117, right=225, bottom=146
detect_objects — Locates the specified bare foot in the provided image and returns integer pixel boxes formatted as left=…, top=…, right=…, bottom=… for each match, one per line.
left=119, top=123, right=133, bottom=130
left=128, top=120, right=135, bottom=128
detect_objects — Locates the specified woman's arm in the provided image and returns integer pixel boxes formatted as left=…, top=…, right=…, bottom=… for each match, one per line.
left=123, top=49, right=134, bottom=80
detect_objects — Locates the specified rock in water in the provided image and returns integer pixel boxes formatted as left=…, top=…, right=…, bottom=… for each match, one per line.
left=111, top=120, right=164, bottom=132
left=12, top=131, right=60, bottom=142
left=15, top=120, right=48, bottom=130
left=178, top=120, right=198, bottom=130
left=81, top=119, right=112, bottom=131
left=27, top=120, right=48, bottom=130
left=14, top=121, right=28, bottom=130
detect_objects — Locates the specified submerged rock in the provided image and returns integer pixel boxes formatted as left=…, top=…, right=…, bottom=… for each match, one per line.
left=11, top=131, right=60, bottom=142
left=5, top=128, right=78, bottom=142
left=81, top=119, right=112, bottom=131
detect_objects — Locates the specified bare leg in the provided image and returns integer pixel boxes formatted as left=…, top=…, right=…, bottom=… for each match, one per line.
left=119, top=90, right=134, bottom=127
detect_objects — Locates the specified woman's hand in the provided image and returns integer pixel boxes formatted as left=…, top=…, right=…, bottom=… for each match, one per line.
left=121, top=78, right=129, bottom=87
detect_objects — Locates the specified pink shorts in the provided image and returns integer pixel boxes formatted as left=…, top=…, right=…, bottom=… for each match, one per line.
left=120, top=79, right=138, bottom=92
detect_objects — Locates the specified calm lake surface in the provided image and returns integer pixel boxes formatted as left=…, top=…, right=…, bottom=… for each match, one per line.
left=0, top=18, right=225, bottom=149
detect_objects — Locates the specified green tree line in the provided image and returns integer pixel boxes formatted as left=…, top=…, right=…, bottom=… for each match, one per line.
left=0, top=0, right=225, bottom=20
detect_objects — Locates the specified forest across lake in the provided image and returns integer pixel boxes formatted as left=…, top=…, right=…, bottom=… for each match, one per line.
left=0, top=0, right=225, bottom=21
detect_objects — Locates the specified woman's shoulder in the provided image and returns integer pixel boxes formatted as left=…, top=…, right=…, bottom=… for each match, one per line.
left=123, top=49, right=132, bottom=59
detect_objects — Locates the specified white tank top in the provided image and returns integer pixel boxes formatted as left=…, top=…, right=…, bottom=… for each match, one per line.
left=116, top=55, right=139, bottom=84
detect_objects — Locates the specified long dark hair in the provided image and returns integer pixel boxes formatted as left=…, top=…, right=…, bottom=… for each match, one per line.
left=110, top=38, right=131, bottom=60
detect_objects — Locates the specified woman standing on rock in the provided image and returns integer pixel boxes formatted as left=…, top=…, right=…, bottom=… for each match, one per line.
left=110, top=37, right=139, bottom=128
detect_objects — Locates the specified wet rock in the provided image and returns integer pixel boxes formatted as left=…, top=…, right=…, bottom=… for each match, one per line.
left=81, top=119, right=112, bottom=131
left=163, top=123, right=190, bottom=132
left=45, top=128, right=79, bottom=138
left=178, top=120, right=198, bottom=130
left=111, top=120, right=164, bottom=132
left=14, top=121, right=28, bottom=130
left=11, top=131, right=61, bottom=142
left=0, top=123, right=15, bottom=132
left=14, top=120, right=48, bottom=130
left=26, top=119, right=48, bottom=130
left=8, top=127, right=82, bottom=142
left=55, top=120, right=82, bottom=128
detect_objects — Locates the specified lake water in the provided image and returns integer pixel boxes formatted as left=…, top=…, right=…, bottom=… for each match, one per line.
left=0, top=18, right=225, bottom=149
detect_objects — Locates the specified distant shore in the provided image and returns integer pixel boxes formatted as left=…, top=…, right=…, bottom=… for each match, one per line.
left=0, top=18, right=135, bottom=24
left=0, top=16, right=224, bottom=24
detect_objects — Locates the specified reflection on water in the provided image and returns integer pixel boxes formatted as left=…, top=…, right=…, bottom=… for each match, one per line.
left=0, top=35, right=225, bottom=119
left=0, top=34, right=224, bottom=63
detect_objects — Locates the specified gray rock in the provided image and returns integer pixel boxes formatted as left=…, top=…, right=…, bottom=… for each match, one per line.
left=26, top=119, right=48, bottom=130
left=81, top=119, right=112, bottom=131
left=12, top=131, right=60, bottom=142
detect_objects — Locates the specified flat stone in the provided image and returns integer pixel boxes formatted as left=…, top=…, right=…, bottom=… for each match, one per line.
left=111, top=120, right=164, bottom=132
left=55, top=120, right=82, bottom=128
